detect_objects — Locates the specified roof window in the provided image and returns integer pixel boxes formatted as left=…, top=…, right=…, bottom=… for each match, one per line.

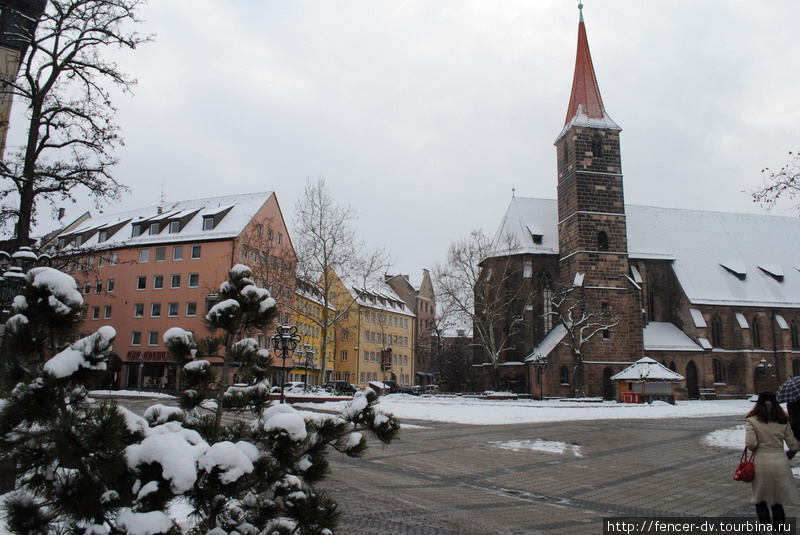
left=719, top=262, right=746, bottom=280
left=758, top=264, right=784, bottom=282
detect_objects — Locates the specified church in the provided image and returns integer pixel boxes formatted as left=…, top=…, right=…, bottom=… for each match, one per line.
left=472, top=6, right=800, bottom=400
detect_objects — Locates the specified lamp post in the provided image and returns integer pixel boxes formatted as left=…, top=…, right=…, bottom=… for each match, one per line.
left=303, top=343, right=314, bottom=392
left=272, top=324, right=300, bottom=404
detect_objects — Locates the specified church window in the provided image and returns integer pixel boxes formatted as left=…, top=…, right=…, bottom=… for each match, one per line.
left=794, top=359, right=800, bottom=378
left=597, top=231, right=609, bottom=251
left=752, top=317, right=763, bottom=348
left=539, top=271, right=553, bottom=334
left=592, top=134, right=604, bottom=157
left=792, top=320, right=800, bottom=350
left=647, top=274, right=656, bottom=321
left=712, top=358, right=727, bottom=384
left=710, top=315, right=723, bottom=347
left=668, top=361, right=676, bottom=372
left=560, top=366, right=569, bottom=385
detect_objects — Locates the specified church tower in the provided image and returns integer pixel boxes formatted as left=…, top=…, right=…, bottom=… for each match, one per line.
left=555, top=4, right=643, bottom=364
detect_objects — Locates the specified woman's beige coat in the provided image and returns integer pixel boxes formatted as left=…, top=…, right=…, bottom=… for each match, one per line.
left=745, top=416, right=800, bottom=504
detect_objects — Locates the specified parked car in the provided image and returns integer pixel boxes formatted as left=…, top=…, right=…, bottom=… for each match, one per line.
left=271, top=381, right=308, bottom=394
left=325, top=381, right=357, bottom=394
left=400, top=385, right=422, bottom=396
left=425, top=384, right=439, bottom=394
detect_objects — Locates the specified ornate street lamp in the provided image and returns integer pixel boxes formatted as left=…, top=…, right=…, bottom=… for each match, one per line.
left=272, top=324, right=300, bottom=404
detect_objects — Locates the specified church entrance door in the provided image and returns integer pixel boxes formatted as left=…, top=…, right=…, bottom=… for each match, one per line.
left=603, top=367, right=614, bottom=400
left=686, top=361, right=699, bottom=399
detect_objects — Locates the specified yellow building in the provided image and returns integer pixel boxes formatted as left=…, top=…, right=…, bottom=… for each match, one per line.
left=293, top=278, right=335, bottom=386
left=328, top=271, right=415, bottom=388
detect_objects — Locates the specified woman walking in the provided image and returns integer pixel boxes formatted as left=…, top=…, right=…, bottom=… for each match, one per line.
left=745, top=391, right=800, bottom=528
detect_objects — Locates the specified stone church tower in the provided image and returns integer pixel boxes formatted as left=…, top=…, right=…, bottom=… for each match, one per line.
left=554, top=5, right=643, bottom=362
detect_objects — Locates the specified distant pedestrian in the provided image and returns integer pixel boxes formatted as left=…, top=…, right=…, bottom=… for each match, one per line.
left=745, top=391, right=800, bottom=529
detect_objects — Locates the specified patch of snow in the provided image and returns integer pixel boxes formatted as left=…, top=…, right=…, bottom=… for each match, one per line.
left=115, top=508, right=174, bottom=535
left=489, top=439, right=582, bottom=457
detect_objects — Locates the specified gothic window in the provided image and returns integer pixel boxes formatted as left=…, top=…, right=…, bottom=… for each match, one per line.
left=562, top=142, right=570, bottom=167
left=668, top=361, right=676, bottom=372
left=647, top=274, right=656, bottom=321
left=591, top=134, right=603, bottom=157
left=560, top=365, right=569, bottom=385
left=793, top=359, right=800, bottom=378
left=710, top=314, right=723, bottom=347
left=597, top=231, right=609, bottom=251
left=712, top=358, right=727, bottom=384
left=792, top=320, right=800, bottom=350
left=539, top=271, right=553, bottom=334
left=752, top=317, right=762, bottom=348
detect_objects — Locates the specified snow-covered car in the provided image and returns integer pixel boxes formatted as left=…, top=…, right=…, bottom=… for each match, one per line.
left=400, top=385, right=421, bottom=396
left=270, top=381, right=310, bottom=394
left=325, top=381, right=357, bottom=394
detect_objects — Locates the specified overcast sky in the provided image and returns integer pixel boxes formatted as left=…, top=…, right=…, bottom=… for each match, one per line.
left=11, top=1, right=800, bottom=284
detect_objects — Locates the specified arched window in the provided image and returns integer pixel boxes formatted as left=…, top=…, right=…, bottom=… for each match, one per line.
left=712, top=358, right=727, bottom=384
left=710, top=314, right=723, bottom=347
left=592, top=134, right=604, bottom=157
left=792, top=320, right=800, bottom=350
left=560, top=365, right=569, bottom=385
left=668, top=361, right=676, bottom=372
left=752, top=317, right=762, bottom=348
left=597, top=231, right=609, bottom=251
left=793, top=359, right=800, bottom=378
left=539, top=271, right=553, bottom=334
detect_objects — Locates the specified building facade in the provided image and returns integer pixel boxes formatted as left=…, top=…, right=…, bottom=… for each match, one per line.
left=328, top=271, right=415, bottom=389
left=384, top=270, right=436, bottom=386
left=476, top=7, right=800, bottom=400
left=292, top=278, right=335, bottom=386
left=55, top=192, right=296, bottom=389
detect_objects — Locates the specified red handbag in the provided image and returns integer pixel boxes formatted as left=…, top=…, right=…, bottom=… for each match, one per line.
left=734, top=447, right=755, bottom=482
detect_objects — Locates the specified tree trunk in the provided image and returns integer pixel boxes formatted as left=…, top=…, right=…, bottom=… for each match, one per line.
left=572, top=352, right=585, bottom=398
left=213, top=336, right=232, bottom=440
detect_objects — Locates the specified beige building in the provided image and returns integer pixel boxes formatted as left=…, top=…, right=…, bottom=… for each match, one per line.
left=328, top=271, right=415, bottom=388
left=385, top=270, right=436, bottom=386
left=292, top=278, right=335, bottom=386
left=54, top=192, right=296, bottom=389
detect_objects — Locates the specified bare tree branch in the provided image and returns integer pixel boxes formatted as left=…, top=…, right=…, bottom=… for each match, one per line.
left=0, top=0, right=152, bottom=246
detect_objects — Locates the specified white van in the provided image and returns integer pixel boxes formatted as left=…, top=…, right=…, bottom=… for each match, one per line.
left=425, top=384, right=438, bottom=394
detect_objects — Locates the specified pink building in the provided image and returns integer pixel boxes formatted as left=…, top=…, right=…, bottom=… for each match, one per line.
left=54, top=192, right=296, bottom=389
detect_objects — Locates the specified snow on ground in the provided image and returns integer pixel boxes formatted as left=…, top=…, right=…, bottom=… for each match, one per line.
left=296, top=395, right=755, bottom=426
left=489, top=439, right=582, bottom=457
left=90, top=389, right=176, bottom=399
left=701, top=423, right=800, bottom=478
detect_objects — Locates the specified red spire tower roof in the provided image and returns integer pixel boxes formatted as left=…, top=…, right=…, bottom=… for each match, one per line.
left=558, top=4, right=619, bottom=139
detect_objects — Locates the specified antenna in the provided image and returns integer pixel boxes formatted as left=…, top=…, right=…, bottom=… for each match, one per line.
left=160, top=183, right=166, bottom=206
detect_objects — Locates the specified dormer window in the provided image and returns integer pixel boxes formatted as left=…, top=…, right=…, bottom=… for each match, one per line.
left=203, top=217, right=214, bottom=230
left=597, top=231, right=609, bottom=251
left=149, top=223, right=160, bottom=235
left=75, top=235, right=83, bottom=246
left=132, top=224, right=142, bottom=237
left=720, top=262, right=746, bottom=281
left=98, top=229, right=108, bottom=243
left=169, top=221, right=180, bottom=233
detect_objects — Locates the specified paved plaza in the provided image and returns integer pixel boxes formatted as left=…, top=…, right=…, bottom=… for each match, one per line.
left=323, top=414, right=791, bottom=535
left=113, top=397, right=791, bottom=534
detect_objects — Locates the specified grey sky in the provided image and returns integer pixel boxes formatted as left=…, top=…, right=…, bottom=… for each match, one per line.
left=11, top=1, right=800, bottom=282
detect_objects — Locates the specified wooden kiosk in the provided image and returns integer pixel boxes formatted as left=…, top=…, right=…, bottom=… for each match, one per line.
left=612, top=357, right=684, bottom=405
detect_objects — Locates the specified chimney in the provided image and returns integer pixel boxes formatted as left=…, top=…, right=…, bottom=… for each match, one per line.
left=58, top=208, right=65, bottom=220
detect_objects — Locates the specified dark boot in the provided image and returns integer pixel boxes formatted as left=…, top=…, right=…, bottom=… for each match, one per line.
left=771, top=504, right=785, bottom=531
left=755, top=501, right=770, bottom=524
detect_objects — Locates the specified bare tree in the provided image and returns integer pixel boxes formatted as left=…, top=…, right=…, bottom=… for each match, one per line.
left=547, top=282, right=619, bottom=398
left=0, top=0, right=151, bottom=247
left=752, top=150, right=800, bottom=210
left=428, top=302, right=471, bottom=392
left=434, top=229, right=535, bottom=390
left=292, top=177, right=387, bottom=384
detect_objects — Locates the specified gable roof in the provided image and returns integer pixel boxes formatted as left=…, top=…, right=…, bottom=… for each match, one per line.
left=493, top=197, right=800, bottom=308
left=56, top=192, right=275, bottom=251
left=610, top=357, right=685, bottom=382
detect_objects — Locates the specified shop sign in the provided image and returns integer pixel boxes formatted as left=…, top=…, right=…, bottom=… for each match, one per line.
left=126, top=350, right=172, bottom=361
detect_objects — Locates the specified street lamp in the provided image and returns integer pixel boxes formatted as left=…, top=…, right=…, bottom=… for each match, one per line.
left=272, top=324, right=300, bottom=404
left=302, top=343, right=314, bottom=392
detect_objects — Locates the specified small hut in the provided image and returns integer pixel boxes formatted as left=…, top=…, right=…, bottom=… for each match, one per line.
left=611, top=357, right=684, bottom=404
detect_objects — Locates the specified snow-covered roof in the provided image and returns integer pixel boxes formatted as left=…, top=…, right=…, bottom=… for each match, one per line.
left=342, top=276, right=415, bottom=318
left=643, top=321, right=703, bottom=352
left=56, top=192, right=274, bottom=251
left=492, top=197, right=800, bottom=308
left=525, top=323, right=568, bottom=363
left=611, top=357, right=685, bottom=382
